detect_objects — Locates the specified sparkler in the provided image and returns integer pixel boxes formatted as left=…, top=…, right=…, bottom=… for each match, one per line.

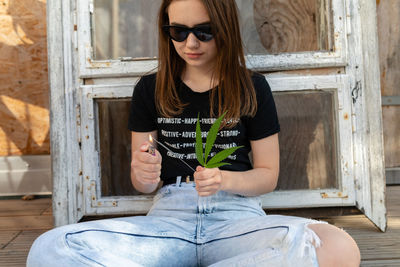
left=149, top=135, right=196, bottom=172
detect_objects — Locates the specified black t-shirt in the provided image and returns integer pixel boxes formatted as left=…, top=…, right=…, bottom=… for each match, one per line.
left=128, top=72, right=280, bottom=186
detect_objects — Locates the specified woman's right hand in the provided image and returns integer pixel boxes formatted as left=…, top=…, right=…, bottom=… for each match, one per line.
left=131, top=141, right=162, bottom=192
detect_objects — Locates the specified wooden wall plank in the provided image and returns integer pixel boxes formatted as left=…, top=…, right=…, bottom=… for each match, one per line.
left=377, top=0, right=400, bottom=168
left=0, top=0, right=49, bottom=156
left=386, top=185, right=400, bottom=217
left=382, top=107, right=400, bottom=168
left=377, top=0, right=400, bottom=97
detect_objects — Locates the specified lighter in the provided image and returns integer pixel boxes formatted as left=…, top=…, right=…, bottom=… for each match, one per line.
left=148, top=134, right=156, bottom=156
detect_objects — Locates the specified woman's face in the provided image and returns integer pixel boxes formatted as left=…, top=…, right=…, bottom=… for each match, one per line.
left=167, top=0, right=218, bottom=71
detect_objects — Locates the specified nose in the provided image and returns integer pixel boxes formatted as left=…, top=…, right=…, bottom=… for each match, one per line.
left=185, top=32, right=200, bottom=49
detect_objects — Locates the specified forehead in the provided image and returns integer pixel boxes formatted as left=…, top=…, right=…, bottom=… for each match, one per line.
left=167, top=0, right=210, bottom=26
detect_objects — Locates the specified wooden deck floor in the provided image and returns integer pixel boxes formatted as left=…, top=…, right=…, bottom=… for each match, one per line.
left=0, top=186, right=399, bottom=266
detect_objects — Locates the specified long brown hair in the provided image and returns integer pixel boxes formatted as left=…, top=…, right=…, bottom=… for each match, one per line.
left=156, top=0, right=257, bottom=127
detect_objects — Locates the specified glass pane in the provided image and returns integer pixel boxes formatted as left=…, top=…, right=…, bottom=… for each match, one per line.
left=97, top=99, right=139, bottom=196
left=274, top=91, right=338, bottom=190
left=238, top=0, right=333, bottom=54
left=92, top=0, right=333, bottom=60
left=93, top=0, right=161, bottom=60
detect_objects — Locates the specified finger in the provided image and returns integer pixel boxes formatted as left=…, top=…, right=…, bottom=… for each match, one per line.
left=140, top=142, right=150, bottom=152
left=196, top=165, right=205, bottom=172
left=195, top=177, right=215, bottom=187
left=136, top=171, right=161, bottom=184
left=194, top=169, right=212, bottom=180
left=131, top=156, right=159, bottom=171
left=140, top=163, right=161, bottom=173
left=135, top=168, right=158, bottom=178
left=197, top=183, right=219, bottom=192
left=196, top=168, right=220, bottom=181
left=139, top=176, right=160, bottom=185
left=139, top=151, right=161, bottom=164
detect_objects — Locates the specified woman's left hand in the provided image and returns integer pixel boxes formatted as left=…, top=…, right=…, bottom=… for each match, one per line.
left=194, top=166, right=223, bottom=196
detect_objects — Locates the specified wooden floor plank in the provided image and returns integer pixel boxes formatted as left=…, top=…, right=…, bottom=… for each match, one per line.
left=0, top=230, right=49, bottom=267
left=0, top=231, right=20, bottom=249
left=326, top=186, right=400, bottom=262
left=361, top=259, right=400, bottom=267
left=0, top=198, right=51, bottom=217
left=0, top=186, right=399, bottom=266
left=41, top=204, right=52, bottom=216
left=3, top=230, right=47, bottom=251
left=324, top=215, right=400, bottom=261
left=0, top=249, right=29, bottom=267
left=0, top=215, right=53, bottom=231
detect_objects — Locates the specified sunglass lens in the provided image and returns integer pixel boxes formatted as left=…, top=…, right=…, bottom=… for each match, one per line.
left=163, top=25, right=213, bottom=42
left=169, top=27, right=189, bottom=42
left=194, top=26, right=213, bottom=42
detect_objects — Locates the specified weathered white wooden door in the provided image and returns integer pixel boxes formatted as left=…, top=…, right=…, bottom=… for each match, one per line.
left=48, top=0, right=386, bottom=231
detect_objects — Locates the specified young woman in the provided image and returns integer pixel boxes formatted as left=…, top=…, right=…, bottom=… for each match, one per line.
left=28, top=0, right=360, bottom=266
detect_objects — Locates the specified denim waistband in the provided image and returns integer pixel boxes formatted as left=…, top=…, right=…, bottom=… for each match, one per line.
left=173, top=175, right=195, bottom=187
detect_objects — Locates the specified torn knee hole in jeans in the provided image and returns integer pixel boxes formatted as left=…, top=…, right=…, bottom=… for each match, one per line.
left=300, top=223, right=324, bottom=258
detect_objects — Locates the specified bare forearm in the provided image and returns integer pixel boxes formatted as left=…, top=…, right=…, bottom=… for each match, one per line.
left=220, top=168, right=278, bottom=196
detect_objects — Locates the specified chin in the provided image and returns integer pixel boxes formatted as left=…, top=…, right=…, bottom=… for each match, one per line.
left=185, top=59, right=209, bottom=67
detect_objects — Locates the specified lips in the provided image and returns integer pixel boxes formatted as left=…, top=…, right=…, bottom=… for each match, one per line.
left=185, top=52, right=203, bottom=59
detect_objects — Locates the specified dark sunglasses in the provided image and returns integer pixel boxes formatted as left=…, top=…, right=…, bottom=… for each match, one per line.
left=162, top=24, right=214, bottom=42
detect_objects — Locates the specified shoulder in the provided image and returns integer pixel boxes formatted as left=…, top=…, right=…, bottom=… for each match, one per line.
left=137, top=72, right=157, bottom=88
left=134, top=72, right=157, bottom=96
left=250, top=71, right=270, bottom=89
left=250, top=71, right=265, bottom=81
left=249, top=71, right=272, bottom=100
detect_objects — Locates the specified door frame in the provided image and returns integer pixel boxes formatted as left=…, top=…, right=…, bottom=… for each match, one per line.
left=47, top=0, right=386, bottom=231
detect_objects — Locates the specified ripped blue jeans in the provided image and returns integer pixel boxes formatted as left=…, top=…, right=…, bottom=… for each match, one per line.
left=27, top=182, right=325, bottom=266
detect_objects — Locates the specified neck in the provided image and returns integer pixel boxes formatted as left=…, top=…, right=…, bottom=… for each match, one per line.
left=182, top=65, right=218, bottom=92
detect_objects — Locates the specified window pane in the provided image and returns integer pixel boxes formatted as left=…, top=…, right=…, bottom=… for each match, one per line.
left=97, top=91, right=338, bottom=196
left=239, top=0, right=333, bottom=54
left=92, top=0, right=333, bottom=60
left=97, top=99, right=139, bottom=196
left=274, top=91, right=338, bottom=190
left=93, top=0, right=161, bottom=60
